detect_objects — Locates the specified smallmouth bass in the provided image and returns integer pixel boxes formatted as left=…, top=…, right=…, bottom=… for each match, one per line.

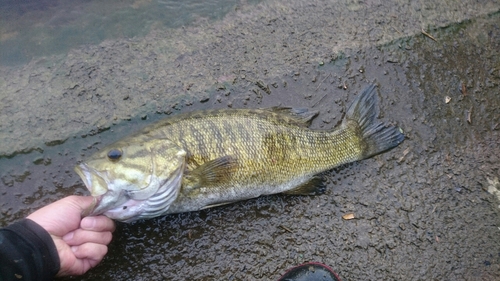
left=75, top=84, right=404, bottom=222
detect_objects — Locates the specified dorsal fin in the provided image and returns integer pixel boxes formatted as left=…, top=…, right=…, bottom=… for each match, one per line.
left=266, top=107, right=319, bottom=127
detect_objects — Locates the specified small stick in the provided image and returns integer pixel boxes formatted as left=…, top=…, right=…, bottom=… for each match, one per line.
left=312, top=94, right=328, bottom=107
left=467, top=106, right=472, bottom=124
left=280, top=225, right=294, bottom=233
left=392, top=25, right=402, bottom=35
left=398, top=147, right=411, bottom=163
left=421, top=29, right=437, bottom=42
left=315, top=73, right=331, bottom=91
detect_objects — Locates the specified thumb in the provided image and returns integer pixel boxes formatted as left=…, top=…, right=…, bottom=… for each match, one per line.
left=74, top=196, right=99, bottom=217
left=62, top=195, right=97, bottom=216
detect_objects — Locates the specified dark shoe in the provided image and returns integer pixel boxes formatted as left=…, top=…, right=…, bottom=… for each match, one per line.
left=278, top=262, right=341, bottom=281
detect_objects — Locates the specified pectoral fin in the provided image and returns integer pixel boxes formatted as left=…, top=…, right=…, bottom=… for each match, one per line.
left=182, top=156, right=238, bottom=193
left=283, top=176, right=326, bottom=195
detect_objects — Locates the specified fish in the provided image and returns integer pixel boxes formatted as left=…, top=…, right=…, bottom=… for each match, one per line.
left=75, top=84, right=404, bottom=222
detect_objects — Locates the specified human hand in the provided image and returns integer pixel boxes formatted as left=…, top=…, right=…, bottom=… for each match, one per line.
left=27, top=195, right=115, bottom=276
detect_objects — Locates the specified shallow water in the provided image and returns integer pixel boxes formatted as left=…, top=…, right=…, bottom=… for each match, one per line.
left=1, top=0, right=499, bottom=280
left=0, top=0, right=261, bottom=66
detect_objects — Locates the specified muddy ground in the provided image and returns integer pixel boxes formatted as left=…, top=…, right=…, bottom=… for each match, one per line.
left=1, top=0, right=499, bottom=280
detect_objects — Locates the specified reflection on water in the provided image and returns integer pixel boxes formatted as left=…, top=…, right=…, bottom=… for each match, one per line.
left=0, top=0, right=260, bottom=66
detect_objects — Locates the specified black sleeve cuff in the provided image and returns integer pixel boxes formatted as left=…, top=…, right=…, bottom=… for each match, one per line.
left=0, top=219, right=60, bottom=281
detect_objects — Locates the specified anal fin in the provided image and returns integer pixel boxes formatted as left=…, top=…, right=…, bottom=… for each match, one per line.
left=283, top=176, right=326, bottom=195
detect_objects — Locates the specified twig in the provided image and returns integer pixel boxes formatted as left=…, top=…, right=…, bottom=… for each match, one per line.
left=392, top=25, right=402, bottom=35
left=315, top=73, right=331, bottom=91
left=311, top=73, right=333, bottom=107
left=461, top=83, right=467, bottom=96
left=280, top=225, right=294, bottom=233
left=398, top=147, right=411, bottom=163
left=312, top=94, right=328, bottom=107
left=421, top=29, right=437, bottom=42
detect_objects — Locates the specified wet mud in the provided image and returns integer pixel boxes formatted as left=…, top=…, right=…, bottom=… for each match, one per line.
left=1, top=0, right=499, bottom=280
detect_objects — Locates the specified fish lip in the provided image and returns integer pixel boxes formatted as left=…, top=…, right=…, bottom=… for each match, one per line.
left=74, top=163, right=92, bottom=192
left=74, top=163, right=105, bottom=215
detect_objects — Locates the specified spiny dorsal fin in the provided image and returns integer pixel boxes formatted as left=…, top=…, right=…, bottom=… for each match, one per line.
left=282, top=176, right=326, bottom=196
left=267, top=107, right=319, bottom=127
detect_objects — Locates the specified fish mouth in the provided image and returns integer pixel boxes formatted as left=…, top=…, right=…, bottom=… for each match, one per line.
left=74, top=163, right=109, bottom=197
left=74, top=163, right=108, bottom=216
left=103, top=164, right=185, bottom=222
left=74, top=161, right=185, bottom=221
left=74, top=163, right=92, bottom=192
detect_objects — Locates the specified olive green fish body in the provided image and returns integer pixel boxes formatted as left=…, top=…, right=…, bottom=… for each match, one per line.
left=143, top=109, right=366, bottom=213
left=75, top=84, right=404, bottom=222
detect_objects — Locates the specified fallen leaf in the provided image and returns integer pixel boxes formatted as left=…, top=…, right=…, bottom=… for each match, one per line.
left=342, top=213, right=355, bottom=220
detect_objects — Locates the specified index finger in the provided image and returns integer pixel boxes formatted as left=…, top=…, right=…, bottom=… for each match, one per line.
left=81, top=216, right=116, bottom=232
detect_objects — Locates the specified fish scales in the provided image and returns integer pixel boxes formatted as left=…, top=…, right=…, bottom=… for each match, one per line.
left=75, top=84, right=405, bottom=222
left=155, top=110, right=360, bottom=183
left=131, top=109, right=367, bottom=214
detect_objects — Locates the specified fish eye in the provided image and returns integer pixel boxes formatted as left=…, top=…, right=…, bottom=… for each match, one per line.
left=107, top=149, right=122, bottom=161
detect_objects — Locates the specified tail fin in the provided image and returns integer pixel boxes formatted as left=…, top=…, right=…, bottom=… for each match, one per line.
left=344, top=84, right=404, bottom=158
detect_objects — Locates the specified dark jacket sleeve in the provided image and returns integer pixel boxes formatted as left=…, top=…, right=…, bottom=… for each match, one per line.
left=0, top=219, right=60, bottom=281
